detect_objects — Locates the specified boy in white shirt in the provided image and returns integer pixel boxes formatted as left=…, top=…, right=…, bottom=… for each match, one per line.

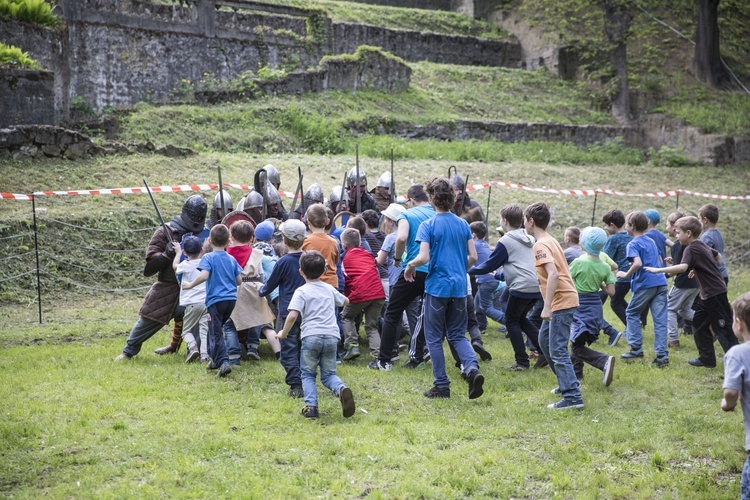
left=172, top=236, right=209, bottom=363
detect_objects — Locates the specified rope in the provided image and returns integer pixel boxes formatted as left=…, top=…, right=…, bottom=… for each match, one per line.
left=37, top=234, right=146, bottom=253
left=0, top=232, right=34, bottom=241
left=39, top=271, right=152, bottom=292
left=0, top=270, right=37, bottom=283
left=727, top=249, right=750, bottom=263
left=0, top=251, right=35, bottom=263
left=38, top=216, right=157, bottom=233
left=0, top=214, right=31, bottom=223
left=40, top=251, right=144, bottom=275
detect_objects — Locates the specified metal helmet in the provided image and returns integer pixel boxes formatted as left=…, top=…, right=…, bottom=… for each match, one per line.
left=347, top=167, right=367, bottom=188
left=450, top=174, right=465, bottom=192
left=179, top=195, right=207, bottom=233
left=245, top=190, right=264, bottom=210
left=262, top=164, right=280, bottom=187
left=212, top=191, right=233, bottom=212
left=329, top=186, right=350, bottom=204
left=303, top=183, right=324, bottom=205
left=265, top=181, right=282, bottom=205
left=377, top=171, right=392, bottom=189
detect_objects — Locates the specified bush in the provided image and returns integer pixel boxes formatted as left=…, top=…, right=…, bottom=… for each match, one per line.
left=0, top=42, right=40, bottom=69
left=0, top=0, right=59, bottom=28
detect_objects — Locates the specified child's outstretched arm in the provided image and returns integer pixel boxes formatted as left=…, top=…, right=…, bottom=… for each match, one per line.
left=616, top=256, right=641, bottom=280
left=276, top=310, right=300, bottom=339
left=171, top=242, right=183, bottom=271
left=601, top=282, right=615, bottom=297
left=183, top=270, right=209, bottom=290
left=644, top=263, right=688, bottom=275
left=404, top=242, right=430, bottom=282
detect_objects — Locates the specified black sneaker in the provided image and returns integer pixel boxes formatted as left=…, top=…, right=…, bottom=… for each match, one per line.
left=339, top=387, right=355, bottom=418
left=403, top=359, right=425, bottom=369
left=467, top=370, right=485, bottom=400
left=154, top=345, right=176, bottom=355
left=206, top=359, right=219, bottom=370
left=288, top=385, right=304, bottom=398
left=548, top=399, right=584, bottom=410
left=688, top=358, right=716, bottom=368
left=424, top=386, right=450, bottom=398
left=472, top=342, right=493, bottom=361
left=246, top=347, right=261, bottom=361
left=652, top=356, right=669, bottom=368
left=367, top=360, right=392, bottom=371
left=301, top=406, right=319, bottom=418
left=217, top=362, right=232, bottom=377
left=602, top=356, right=615, bottom=387
left=342, top=344, right=360, bottom=361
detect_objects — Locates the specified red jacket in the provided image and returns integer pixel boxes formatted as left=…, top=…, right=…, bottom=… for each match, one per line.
left=342, top=246, right=386, bottom=304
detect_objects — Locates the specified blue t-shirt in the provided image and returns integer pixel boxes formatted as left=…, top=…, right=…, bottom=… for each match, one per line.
left=602, top=231, right=632, bottom=282
left=701, top=228, right=728, bottom=278
left=646, top=229, right=667, bottom=264
left=400, top=204, right=436, bottom=274
left=381, top=232, right=402, bottom=287
left=260, top=251, right=305, bottom=319
left=626, top=235, right=667, bottom=293
left=416, top=212, right=471, bottom=298
left=198, top=250, right=242, bottom=308
left=473, top=239, right=495, bottom=285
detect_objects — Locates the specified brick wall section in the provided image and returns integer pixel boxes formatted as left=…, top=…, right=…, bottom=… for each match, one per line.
left=0, top=70, right=56, bottom=127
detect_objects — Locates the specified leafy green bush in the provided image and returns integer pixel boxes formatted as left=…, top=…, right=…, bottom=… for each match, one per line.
left=0, top=42, right=40, bottom=69
left=647, top=145, right=697, bottom=168
left=0, top=0, right=59, bottom=28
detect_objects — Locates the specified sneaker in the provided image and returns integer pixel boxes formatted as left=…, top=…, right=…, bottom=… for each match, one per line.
left=206, top=360, right=219, bottom=370
left=424, top=386, right=450, bottom=398
left=667, top=340, right=680, bottom=348
left=652, top=356, right=670, bottom=368
left=472, top=342, right=493, bottom=361
left=498, top=325, right=508, bottom=336
left=200, top=356, right=210, bottom=363
left=550, top=387, right=561, bottom=395
left=548, top=399, right=584, bottom=410
left=602, top=356, right=615, bottom=387
left=621, top=349, right=644, bottom=360
left=185, top=348, right=200, bottom=363
left=688, top=357, right=716, bottom=368
left=217, top=362, right=232, bottom=377
left=367, top=360, right=392, bottom=371
left=403, top=359, right=425, bottom=369
left=339, top=387, right=355, bottom=418
left=533, top=355, right=549, bottom=369
left=505, top=363, right=529, bottom=371
left=288, top=386, right=304, bottom=398
left=229, top=358, right=241, bottom=367
left=246, top=347, right=261, bottom=361
left=114, top=353, right=132, bottom=361
left=342, top=344, right=360, bottom=361
left=239, top=344, right=249, bottom=362
left=467, top=370, right=485, bottom=400
left=154, top=345, right=176, bottom=355
left=301, top=406, right=319, bottom=419
left=608, top=331, right=623, bottom=347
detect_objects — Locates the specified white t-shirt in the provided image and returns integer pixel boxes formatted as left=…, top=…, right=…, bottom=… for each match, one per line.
left=288, top=281, right=347, bottom=339
left=175, top=259, right=206, bottom=305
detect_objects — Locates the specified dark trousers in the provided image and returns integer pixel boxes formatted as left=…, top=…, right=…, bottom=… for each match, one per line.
left=506, top=295, right=540, bottom=367
left=207, top=300, right=235, bottom=366
left=692, top=293, right=738, bottom=366
left=277, top=315, right=302, bottom=388
left=611, top=281, right=648, bottom=328
left=571, top=334, right=609, bottom=380
left=379, top=270, right=427, bottom=363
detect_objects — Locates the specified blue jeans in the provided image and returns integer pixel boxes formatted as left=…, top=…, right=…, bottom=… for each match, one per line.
left=625, top=285, right=668, bottom=358
left=423, top=294, right=479, bottom=389
left=742, top=453, right=750, bottom=500
left=222, top=318, right=242, bottom=363
left=207, top=300, right=235, bottom=366
left=278, top=315, right=302, bottom=388
left=475, top=281, right=506, bottom=326
left=538, top=307, right=582, bottom=402
left=300, top=335, right=345, bottom=408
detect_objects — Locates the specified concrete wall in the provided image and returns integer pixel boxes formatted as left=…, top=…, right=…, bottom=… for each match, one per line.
left=0, top=70, right=56, bottom=127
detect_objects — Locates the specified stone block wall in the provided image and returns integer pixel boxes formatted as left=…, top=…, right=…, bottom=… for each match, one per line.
left=0, top=70, right=56, bottom=127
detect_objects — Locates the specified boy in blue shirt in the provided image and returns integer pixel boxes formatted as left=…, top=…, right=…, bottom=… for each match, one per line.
left=699, top=204, right=729, bottom=284
left=616, top=211, right=669, bottom=366
left=602, top=209, right=634, bottom=328
left=404, top=177, right=484, bottom=400
left=182, top=223, right=242, bottom=377
left=644, top=209, right=668, bottom=265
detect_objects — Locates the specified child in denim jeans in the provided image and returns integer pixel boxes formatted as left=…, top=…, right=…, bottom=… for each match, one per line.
left=616, top=211, right=669, bottom=366
left=277, top=250, right=354, bottom=419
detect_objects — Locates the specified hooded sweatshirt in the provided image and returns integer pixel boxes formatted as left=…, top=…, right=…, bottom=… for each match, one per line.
left=468, top=228, right=540, bottom=296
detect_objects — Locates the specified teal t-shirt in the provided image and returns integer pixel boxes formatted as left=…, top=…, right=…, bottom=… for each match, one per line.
left=569, top=255, right=615, bottom=294
left=400, top=204, right=435, bottom=274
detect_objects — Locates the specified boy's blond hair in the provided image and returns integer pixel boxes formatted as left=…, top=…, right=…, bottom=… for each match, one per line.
left=674, top=216, right=702, bottom=238
left=341, top=228, right=361, bottom=249
left=306, top=204, right=328, bottom=229
left=733, top=292, right=750, bottom=330
left=210, top=224, right=230, bottom=247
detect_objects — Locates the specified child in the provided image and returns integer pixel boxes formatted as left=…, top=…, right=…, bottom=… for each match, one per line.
left=276, top=250, right=354, bottom=419
left=616, top=211, right=669, bottom=366
left=246, top=219, right=280, bottom=360
left=524, top=202, right=583, bottom=409
left=563, top=226, right=585, bottom=265
left=720, top=292, right=750, bottom=498
left=260, top=219, right=307, bottom=397
left=644, top=216, right=737, bottom=367
left=182, top=224, right=242, bottom=377
left=225, top=220, right=279, bottom=365
left=568, top=227, right=616, bottom=386
left=340, top=228, right=386, bottom=360
left=470, top=221, right=506, bottom=334
left=302, top=204, right=339, bottom=289
left=699, top=203, right=729, bottom=284
left=469, top=203, right=542, bottom=371
left=602, top=209, right=634, bottom=328
left=172, top=236, right=208, bottom=363
left=404, top=177, right=484, bottom=400
left=664, top=211, right=699, bottom=347
left=644, top=209, right=668, bottom=265
left=361, top=209, right=389, bottom=308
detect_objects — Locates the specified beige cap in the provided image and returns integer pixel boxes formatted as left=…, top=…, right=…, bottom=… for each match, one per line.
left=280, top=219, right=307, bottom=242
left=382, top=203, right=407, bottom=221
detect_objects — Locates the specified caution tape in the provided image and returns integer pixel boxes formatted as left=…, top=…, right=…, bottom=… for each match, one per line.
left=1, top=181, right=747, bottom=201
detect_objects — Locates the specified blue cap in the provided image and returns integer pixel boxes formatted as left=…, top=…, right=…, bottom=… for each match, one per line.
left=580, top=227, right=607, bottom=256
left=254, top=220, right=275, bottom=242
left=644, top=209, right=660, bottom=225
left=182, top=235, right=202, bottom=256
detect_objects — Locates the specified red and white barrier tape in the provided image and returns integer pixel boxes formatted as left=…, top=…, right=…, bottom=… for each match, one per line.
left=1, top=181, right=748, bottom=201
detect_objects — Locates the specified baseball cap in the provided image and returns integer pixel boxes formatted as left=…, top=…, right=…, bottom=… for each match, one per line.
left=182, top=235, right=202, bottom=256
left=644, top=209, right=660, bottom=225
left=280, top=219, right=307, bottom=243
left=580, top=227, right=608, bottom=256
left=254, top=220, right=275, bottom=242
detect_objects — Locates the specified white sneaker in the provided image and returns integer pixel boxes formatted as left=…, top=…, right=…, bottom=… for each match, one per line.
left=603, top=356, right=615, bottom=387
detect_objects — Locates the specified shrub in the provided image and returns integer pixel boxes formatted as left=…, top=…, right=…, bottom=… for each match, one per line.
left=0, top=42, right=40, bottom=69
left=0, top=0, right=59, bottom=28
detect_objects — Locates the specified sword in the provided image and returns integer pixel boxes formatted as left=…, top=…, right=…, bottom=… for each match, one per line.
left=143, top=177, right=173, bottom=244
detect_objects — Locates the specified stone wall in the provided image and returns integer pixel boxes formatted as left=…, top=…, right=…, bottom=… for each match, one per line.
left=331, top=23, right=520, bottom=67
left=0, top=70, right=56, bottom=127
left=0, top=125, right=98, bottom=160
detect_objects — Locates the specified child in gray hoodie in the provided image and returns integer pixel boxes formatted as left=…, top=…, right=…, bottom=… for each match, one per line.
left=469, top=204, right=542, bottom=370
